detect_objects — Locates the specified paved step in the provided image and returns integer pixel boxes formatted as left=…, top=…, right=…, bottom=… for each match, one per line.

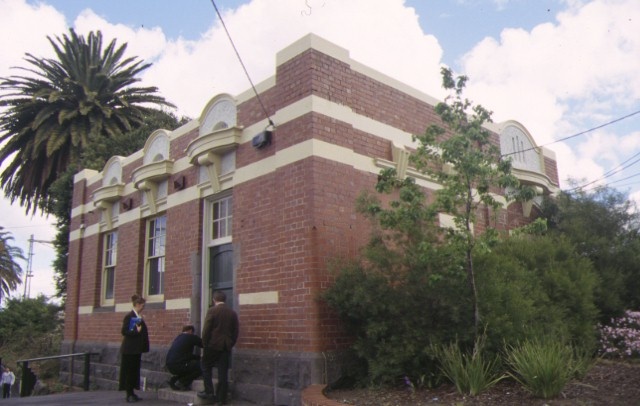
left=158, top=387, right=217, bottom=405
left=158, top=379, right=247, bottom=405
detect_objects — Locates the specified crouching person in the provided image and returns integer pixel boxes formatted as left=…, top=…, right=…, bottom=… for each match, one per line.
left=166, top=325, right=203, bottom=391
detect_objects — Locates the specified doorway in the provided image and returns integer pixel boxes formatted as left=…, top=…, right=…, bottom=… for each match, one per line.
left=208, top=243, right=234, bottom=309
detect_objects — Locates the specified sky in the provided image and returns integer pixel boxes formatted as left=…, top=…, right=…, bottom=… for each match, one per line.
left=1, top=0, right=639, bottom=302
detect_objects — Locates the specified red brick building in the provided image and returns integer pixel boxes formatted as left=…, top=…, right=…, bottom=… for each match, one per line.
left=62, top=34, right=559, bottom=405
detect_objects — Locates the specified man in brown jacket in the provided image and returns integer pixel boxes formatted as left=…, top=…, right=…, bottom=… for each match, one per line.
left=197, top=290, right=239, bottom=404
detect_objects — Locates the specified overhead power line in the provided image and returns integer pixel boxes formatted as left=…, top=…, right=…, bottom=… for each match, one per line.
left=566, top=150, right=640, bottom=192
left=542, top=108, right=640, bottom=148
left=209, top=0, right=275, bottom=128
left=498, top=107, right=640, bottom=193
left=502, top=107, right=640, bottom=158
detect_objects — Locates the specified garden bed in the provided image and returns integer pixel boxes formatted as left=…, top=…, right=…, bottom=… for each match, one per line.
left=325, top=359, right=640, bottom=405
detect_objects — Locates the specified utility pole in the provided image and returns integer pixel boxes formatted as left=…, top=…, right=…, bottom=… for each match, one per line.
left=22, top=234, right=53, bottom=299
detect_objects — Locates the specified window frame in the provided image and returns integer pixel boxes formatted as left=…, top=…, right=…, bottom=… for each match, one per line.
left=145, top=215, right=167, bottom=301
left=101, top=230, right=117, bottom=306
left=202, top=194, right=233, bottom=315
left=210, top=195, right=233, bottom=244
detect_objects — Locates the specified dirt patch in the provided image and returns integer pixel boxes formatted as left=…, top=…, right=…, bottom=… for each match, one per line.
left=325, top=360, right=640, bottom=405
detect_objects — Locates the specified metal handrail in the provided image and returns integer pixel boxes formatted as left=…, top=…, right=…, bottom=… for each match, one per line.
left=16, top=352, right=99, bottom=397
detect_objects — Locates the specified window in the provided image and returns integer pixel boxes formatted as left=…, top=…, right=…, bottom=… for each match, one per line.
left=212, top=196, right=232, bottom=240
left=205, top=195, right=234, bottom=309
left=146, top=215, right=166, bottom=297
left=102, top=231, right=117, bottom=305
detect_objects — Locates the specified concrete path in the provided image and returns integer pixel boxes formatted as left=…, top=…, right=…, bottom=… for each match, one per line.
left=0, top=390, right=259, bottom=405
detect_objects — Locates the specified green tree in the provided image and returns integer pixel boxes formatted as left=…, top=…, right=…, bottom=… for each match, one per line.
left=0, top=227, right=24, bottom=305
left=0, top=295, right=62, bottom=363
left=324, top=69, right=533, bottom=385
left=0, top=28, right=180, bottom=301
left=80, top=109, right=189, bottom=170
left=0, top=29, right=173, bottom=214
left=542, top=184, right=640, bottom=320
left=411, top=67, right=524, bottom=336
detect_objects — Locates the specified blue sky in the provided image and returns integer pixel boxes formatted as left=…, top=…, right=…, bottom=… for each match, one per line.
left=1, top=0, right=639, bottom=300
left=42, top=0, right=563, bottom=68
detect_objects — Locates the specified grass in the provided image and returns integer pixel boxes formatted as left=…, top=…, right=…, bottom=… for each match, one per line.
left=505, top=338, right=593, bottom=399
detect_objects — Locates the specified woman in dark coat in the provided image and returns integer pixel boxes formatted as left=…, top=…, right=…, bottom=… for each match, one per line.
left=119, top=294, right=149, bottom=403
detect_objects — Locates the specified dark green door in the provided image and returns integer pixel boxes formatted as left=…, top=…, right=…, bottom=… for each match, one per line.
left=208, top=243, right=234, bottom=309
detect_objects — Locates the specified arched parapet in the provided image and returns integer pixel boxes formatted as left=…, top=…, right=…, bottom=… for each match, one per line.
left=143, top=129, right=172, bottom=164
left=497, top=120, right=560, bottom=218
left=199, top=94, right=238, bottom=136
left=92, top=156, right=126, bottom=229
left=132, top=129, right=175, bottom=215
left=498, top=120, right=542, bottom=173
left=188, top=94, right=242, bottom=194
left=497, top=121, right=559, bottom=193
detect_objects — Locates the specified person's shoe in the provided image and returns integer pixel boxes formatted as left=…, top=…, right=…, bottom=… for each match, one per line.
left=197, top=391, right=216, bottom=400
left=168, top=380, right=180, bottom=390
left=126, top=395, right=139, bottom=403
left=131, top=393, right=142, bottom=401
left=175, top=381, right=189, bottom=391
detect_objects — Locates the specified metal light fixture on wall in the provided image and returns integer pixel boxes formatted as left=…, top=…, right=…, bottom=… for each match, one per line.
left=252, top=124, right=275, bottom=149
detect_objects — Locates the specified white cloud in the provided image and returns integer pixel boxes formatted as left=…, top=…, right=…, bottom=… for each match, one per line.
left=0, top=0, right=444, bottom=299
left=51, top=0, right=445, bottom=119
left=139, top=0, right=445, bottom=118
left=0, top=0, right=66, bottom=77
left=3, top=0, right=640, bottom=299
left=0, top=197, right=57, bottom=303
left=73, top=9, right=168, bottom=64
left=460, top=0, right=640, bottom=189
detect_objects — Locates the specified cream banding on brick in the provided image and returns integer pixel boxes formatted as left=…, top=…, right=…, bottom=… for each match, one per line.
left=239, top=291, right=279, bottom=305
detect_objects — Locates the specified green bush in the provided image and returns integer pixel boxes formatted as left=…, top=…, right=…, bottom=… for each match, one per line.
left=323, top=255, right=473, bottom=386
left=475, top=234, right=599, bottom=353
left=505, top=338, right=593, bottom=399
left=0, top=296, right=63, bottom=370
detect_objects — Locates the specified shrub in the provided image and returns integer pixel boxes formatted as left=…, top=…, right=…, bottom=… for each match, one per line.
left=475, top=234, right=599, bottom=353
left=599, top=310, right=640, bottom=358
left=323, top=256, right=473, bottom=386
left=505, top=338, right=592, bottom=399
left=432, top=335, right=505, bottom=396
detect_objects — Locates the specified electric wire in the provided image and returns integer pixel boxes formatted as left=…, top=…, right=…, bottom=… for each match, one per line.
left=565, top=150, right=640, bottom=192
left=208, top=1, right=639, bottom=193
left=541, top=108, right=640, bottom=148
left=496, top=107, right=640, bottom=193
left=501, top=107, right=640, bottom=159
left=580, top=171, right=640, bottom=193
left=202, top=8, right=639, bottom=193
left=209, top=0, right=275, bottom=128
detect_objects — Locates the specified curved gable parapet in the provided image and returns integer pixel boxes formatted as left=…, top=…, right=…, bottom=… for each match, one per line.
left=102, top=156, right=125, bottom=187
left=143, top=129, right=172, bottom=165
left=498, top=121, right=542, bottom=173
left=199, top=94, right=237, bottom=136
left=93, top=156, right=125, bottom=229
left=497, top=120, right=559, bottom=197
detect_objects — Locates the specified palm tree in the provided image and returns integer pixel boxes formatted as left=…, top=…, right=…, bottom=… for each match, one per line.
left=0, top=29, right=174, bottom=214
left=0, top=227, right=24, bottom=304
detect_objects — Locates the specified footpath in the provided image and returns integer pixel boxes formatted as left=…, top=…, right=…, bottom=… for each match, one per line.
left=0, top=389, right=259, bottom=405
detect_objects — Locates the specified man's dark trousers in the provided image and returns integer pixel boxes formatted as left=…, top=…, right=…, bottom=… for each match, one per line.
left=167, top=359, right=201, bottom=388
left=201, top=350, right=231, bottom=403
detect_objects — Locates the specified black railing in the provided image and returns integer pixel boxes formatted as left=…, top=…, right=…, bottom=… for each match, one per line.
left=16, top=352, right=99, bottom=397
